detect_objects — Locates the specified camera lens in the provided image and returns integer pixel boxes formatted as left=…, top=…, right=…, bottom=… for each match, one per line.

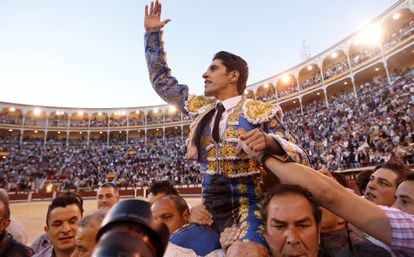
left=93, top=230, right=155, bottom=257
left=94, top=199, right=169, bottom=257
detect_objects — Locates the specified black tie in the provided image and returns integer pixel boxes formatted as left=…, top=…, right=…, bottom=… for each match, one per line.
left=212, top=102, right=225, bottom=142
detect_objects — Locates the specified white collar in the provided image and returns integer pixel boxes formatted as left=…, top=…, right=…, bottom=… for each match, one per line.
left=218, top=95, right=242, bottom=111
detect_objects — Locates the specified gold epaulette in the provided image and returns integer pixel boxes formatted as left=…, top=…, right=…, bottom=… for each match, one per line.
left=242, top=99, right=281, bottom=124
left=184, top=95, right=216, bottom=115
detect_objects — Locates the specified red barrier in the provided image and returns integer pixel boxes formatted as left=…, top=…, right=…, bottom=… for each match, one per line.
left=32, top=192, right=54, bottom=201
left=8, top=193, right=29, bottom=201
left=119, top=189, right=135, bottom=197
left=79, top=191, right=96, bottom=198
left=177, top=187, right=202, bottom=195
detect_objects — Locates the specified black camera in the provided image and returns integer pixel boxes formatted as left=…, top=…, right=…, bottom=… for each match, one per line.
left=93, top=199, right=169, bottom=257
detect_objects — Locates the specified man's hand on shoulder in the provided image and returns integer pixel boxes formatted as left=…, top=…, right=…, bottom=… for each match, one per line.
left=237, top=128, right=282, bottom=156
left=189, top=203, right=213, bottom=225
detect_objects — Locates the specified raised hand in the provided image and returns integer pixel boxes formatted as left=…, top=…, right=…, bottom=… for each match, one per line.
left=144, top=0, right=171, bottom=31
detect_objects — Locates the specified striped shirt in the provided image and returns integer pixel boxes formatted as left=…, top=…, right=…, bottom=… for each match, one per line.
left=379, top=206, right=414, bottom=257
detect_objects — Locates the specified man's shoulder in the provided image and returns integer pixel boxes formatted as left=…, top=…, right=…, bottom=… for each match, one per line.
left=32, top=245, right=53, bottom=257
left=169, top=224, right=222, bottom=256
left=4, top=238, right=35, bottom=257
left=171, top=224, right=219, bottom=242
left=184, top=95, right=216, bottom=116
left=7, top=217, right=28, bottom=245
left=30, top=234, right=50, bottom=254
left=378, top=206, right=414, bottom=221
left=242, top=99, right=283, bottom=124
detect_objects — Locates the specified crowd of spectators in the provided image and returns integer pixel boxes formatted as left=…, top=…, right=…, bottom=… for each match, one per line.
left=0, top=68, right=413, bottom=192
left=299, top=73, right=322, bottom=90
left=382, top=19, right=414, bottom=50
left=284, top=68, right=414, bottom=171
left=0, top=136, right=200, bottom=192
left=277, top=82, right=298, bottom=98
left=323, top=60, right=349, bottom=80
left=350, top=46, right=381, bottom=67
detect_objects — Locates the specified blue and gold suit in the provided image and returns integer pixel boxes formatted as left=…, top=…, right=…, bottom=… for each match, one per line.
left=145, top=30, right=309, bottom=246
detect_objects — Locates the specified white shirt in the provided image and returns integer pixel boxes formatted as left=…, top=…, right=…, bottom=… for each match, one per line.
left=210, top=95, right=242, bottom=140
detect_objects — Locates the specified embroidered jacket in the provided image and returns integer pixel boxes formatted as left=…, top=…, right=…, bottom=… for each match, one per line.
left=145, top=30, right=309, bottom=177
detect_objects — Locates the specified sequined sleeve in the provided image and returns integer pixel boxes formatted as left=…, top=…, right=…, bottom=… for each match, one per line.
left=242, top=99, right=310, bottom=165
left=263, top=105, right=310, bottom=165
left=144, top=30, right=189, bottom=114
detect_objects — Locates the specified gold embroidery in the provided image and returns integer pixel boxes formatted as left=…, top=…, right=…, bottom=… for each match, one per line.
left=268, top=118, right=279, bottom=129
left=186, top=95, right=215, bottom=113
left=207, top=148, right=217, bottom=158
left=239, top=202, right=249, bottom=213
left=239, top=226, right=248, bottom=239
left=206, top=159, right=261, bottom=177
left=225, top=127, right=247, bottom=139
left=244, top=100, right=275, bottom=123
left=239, top=197, right=249, bottom=207
left=276, top=131, right=284, bottom=137
left=223, top=144, right=237, bottom=156
left=239, top=212, right=248, bottom=223
left=227, top=97, right=245, bottom=124
left=227, top=112, right=239, bottom=123
left=258, top=224, right=265, bottom=234
left=237, top=184, right=248, bottom=194
left=207, top=162, right=215, bottom=171
left=148, top=34, right=159, bottom=50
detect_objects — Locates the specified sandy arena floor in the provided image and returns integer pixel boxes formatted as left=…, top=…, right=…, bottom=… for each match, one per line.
left=10, top=197, right=202, bottom=245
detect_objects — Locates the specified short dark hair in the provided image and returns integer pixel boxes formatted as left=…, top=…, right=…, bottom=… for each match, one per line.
left=356, top=170, right=373, bottom=195
left=0, top=194, right=10, bottom=219
left=403, top=172, right=414, bottom=181
left=213, top=51, right=248, bottom=95
left=99, top=182, right=119, bottom=192
left=374, top=159, right=412, bottom=186
left=261, top=184, right=322, bottom=231
left=46, top=192, right=83, bottom=225
left=156, top=195, right=189, bottom=215
left=148, top=181, right=179, bottom=196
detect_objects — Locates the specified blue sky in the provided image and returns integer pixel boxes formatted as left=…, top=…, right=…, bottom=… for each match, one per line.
left=0, top=0, right=397, bottom=108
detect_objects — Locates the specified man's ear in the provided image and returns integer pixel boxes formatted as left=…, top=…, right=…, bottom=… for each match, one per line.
left=182, top=208, right=191, bottom=223
left=2, top=219, right=10, bottom=229
left=229, top=70, right=240, bottom=83
left=44, top=225, right=48, bottom=233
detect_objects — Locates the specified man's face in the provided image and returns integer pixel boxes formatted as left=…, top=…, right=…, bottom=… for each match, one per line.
left=151, top=198, right=189, bottom=234
left=97, top=186, right=119, bottom=211
left=0, top=202, right=10, bottom=233
left=264, top=194, right=319, bottom=257
left=392, top=180, right=414, bottom=214
left=76, top=226, right=98, bottom=257
left=202, top=59, right=235, bottom=99
left=364, top=168, right=398, bottom=206
left=45, top=204, right=82, bottom=255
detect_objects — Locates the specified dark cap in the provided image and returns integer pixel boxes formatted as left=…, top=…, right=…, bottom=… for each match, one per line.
left=95, top=199, right=169, bottom=257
